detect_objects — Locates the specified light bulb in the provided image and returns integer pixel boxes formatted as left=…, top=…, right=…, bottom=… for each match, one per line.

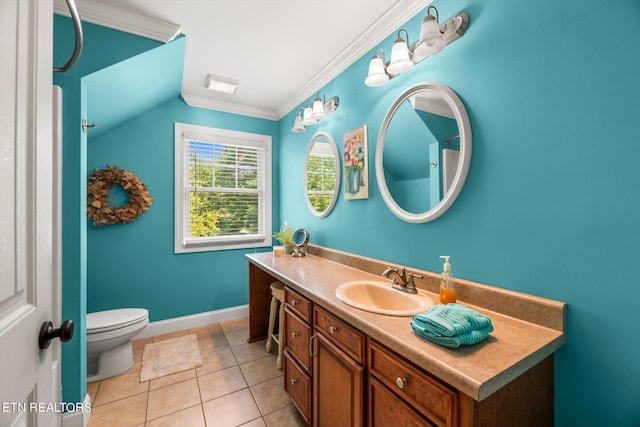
left=291, top=111, right=306, bottom=133
left=387, top=32, right=413, bottom=75
left=414, top=13, right=444, bottom=58
left=364, top=53, right=389, bottom=87
left=301, top=105, right=317, bottom=126
left=311, top=96, right=326, bottom=120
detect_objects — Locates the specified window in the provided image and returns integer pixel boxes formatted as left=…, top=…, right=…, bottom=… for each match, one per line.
left=175, top=123, right=271, bottom=253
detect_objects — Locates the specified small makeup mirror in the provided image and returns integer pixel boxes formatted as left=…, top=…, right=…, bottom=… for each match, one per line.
left=291, top=229, right=309, bottom=257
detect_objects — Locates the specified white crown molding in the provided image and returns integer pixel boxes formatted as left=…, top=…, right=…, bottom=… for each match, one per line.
left=184, top=0, right=430, bottom=120
left=54, top=0, right=430, bottom=122
left=54, top=0, right=181, bottom=43
left=275, top=0, right=432, bottom=119
left=181, top=93, right=278, bottom=121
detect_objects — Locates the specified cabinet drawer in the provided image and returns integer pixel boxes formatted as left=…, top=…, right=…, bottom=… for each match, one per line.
left=284, top=351, right=311, bottom=425
left=369, top=340, right=457, bottom=427
left=314, top=306, right=365, bottom=364
left=285, top=287, right=312, bottom=322
left=369, top=376, right=435, bottom=427
left=284, top=307, right=312, bottom=372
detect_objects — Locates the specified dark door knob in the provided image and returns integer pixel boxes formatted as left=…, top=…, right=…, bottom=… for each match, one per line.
left=39, top=320, right=74, bottom=350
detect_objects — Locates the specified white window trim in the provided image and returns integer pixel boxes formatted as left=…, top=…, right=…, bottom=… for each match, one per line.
left=174, top=122, right=272, bottom=253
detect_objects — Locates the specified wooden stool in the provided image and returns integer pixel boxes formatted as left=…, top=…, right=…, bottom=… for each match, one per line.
left=265, top=281, right=285, bottom=369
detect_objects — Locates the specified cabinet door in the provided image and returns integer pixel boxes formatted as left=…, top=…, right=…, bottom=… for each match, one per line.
left=313, top=332, right=364, bottom=427
left=369, top=377, right=435, bottom=427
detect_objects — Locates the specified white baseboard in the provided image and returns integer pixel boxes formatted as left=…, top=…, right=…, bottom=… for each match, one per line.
left=61, top=393, right=91, bottom=427
left=135, top=305, right=249, bottom=339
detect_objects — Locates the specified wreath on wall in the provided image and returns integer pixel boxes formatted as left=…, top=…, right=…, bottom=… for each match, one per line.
left=87, top=165, right=153, bottom=226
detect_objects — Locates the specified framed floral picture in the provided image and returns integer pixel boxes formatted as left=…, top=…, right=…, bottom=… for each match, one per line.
left=343, top=125, right=368, bottom=200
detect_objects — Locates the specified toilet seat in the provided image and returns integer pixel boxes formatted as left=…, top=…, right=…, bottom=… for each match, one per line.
left=87, top=308, right=149, bottom=334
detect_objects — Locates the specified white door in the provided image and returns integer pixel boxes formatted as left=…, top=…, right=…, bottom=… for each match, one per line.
left=0, top=1, right=61, bottom=426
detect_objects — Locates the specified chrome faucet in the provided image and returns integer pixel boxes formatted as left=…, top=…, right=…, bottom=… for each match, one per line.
left=382, top=267, right=422, bottom=294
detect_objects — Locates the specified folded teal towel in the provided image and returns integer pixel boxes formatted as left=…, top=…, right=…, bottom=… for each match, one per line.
left=412, top=303, right=493, bottom=337
left=411, top=321, right=493, bottom=348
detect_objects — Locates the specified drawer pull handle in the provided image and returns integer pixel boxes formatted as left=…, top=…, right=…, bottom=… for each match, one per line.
left=310, top=334, right=316, bottom=357
left=291, top=300, right=298, bottom=306
left=396, top=377, right=407, bottom=389
left=328, top=326, right=337, bottom=335
left=291, top=378, right=298, bottom=385
left=291, top=332, right=299, bottom=338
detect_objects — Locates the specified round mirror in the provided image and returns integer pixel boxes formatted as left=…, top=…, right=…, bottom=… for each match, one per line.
left=291, top=229, right=309, bottom=257
left=304, top=132, right=340, bottom=218
left=375, top=82, right=472, bottom=223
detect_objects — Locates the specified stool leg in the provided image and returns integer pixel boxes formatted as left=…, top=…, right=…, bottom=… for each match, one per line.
left=276, top=300, right=285, bottom=370
left=266, top=296, right=278, bottom=353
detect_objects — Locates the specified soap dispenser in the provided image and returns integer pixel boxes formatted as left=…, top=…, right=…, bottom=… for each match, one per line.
left=439, top=256, right=457, bottom=304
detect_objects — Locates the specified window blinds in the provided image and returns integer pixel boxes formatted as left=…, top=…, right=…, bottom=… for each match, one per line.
left=182, top=134, right=265, bottom=245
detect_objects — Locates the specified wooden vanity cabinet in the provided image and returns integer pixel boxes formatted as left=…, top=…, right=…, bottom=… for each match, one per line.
left=283, top=287, right=313, bottom=424
left=313, top=306, right=365, bottom=427
left=456, top=354, right=554, bottom=427
left=368, top=340, right=554, bottom=427
left=248, top=255, right=560, bottom=427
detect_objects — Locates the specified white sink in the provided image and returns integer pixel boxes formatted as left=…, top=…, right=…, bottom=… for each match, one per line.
left=335, top=280, right=434, bottom=317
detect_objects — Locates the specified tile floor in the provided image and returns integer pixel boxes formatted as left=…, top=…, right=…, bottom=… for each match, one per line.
left=86, top=317, right=307, bottom=427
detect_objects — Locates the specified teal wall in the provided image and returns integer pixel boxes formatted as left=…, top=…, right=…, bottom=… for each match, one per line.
left=279, top=1, right=640, bottom=426
left=54, top=15, right=161, bottom=404
left=55, top=0, right=640, bottom=424
left=86, top=98, right=277, bottom=320
left=54, top=13, right=277, bottom=405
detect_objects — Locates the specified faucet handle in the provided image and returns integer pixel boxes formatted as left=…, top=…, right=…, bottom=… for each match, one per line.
left=406, top=271, right=423, bottom=290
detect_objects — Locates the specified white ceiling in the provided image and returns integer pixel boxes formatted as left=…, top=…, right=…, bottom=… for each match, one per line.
left=56, top=0, right=430, bottom=120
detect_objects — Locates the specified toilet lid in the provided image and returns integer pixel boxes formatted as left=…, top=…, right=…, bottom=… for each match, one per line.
left=87, top=308, right=148, bottom=334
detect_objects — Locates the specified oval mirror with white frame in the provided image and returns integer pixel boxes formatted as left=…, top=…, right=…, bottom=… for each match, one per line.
left=304, top=132, right=340, bottom=218
left=375, top=82, right=472, bottom=223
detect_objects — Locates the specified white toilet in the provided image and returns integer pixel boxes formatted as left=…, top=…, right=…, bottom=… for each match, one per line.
left=86, top=308, right=149, bottom=382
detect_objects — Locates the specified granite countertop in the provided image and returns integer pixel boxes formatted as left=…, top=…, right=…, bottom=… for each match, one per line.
left=246, top=251, right=566, bottom=401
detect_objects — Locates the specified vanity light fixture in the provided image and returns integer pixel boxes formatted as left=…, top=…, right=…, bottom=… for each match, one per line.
left=291, top=93, right=339, bottom=133
left=204, top=74, right=239, bottom=94
left=364, top=6, right=469, bottom=87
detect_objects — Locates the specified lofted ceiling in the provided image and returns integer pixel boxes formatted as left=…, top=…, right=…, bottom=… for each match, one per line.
left=55, top=0, right=431, bottom=120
